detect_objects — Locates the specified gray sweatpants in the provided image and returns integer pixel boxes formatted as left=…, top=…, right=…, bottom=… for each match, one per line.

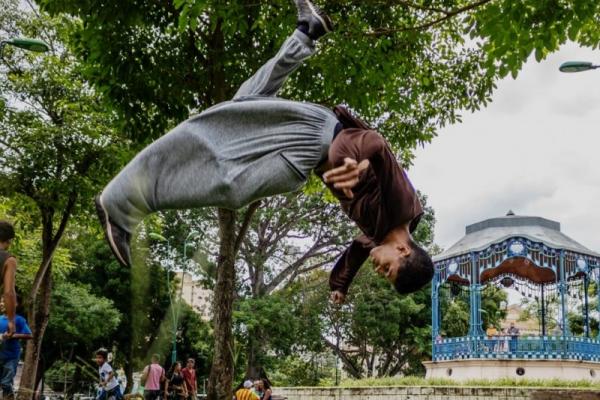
left=102, top=30, right=338, bottom=233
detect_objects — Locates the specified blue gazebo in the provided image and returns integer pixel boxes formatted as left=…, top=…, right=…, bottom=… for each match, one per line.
left=425, top=212, right=600, bottom=381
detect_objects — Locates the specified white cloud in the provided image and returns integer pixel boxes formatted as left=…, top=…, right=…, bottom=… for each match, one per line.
left=410, top=42, right=600, bottom=253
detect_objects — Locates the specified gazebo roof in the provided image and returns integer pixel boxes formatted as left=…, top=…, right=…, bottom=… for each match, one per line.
left=434, top=211, right=600, bottom=261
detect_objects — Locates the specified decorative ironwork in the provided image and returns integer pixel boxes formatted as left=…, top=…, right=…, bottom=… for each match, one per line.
left=433, top=336, right=600, bottom=362
left=432, top=228, right=600, bottom=362
left=501, top=276, right=514, bottom=288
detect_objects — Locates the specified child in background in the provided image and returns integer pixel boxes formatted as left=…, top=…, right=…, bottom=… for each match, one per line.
left=95, top=348, right=123, bottom=400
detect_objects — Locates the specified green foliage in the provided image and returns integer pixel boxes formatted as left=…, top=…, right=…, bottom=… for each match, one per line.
left=439, top=284, right=507, bottom=337
left=0, top=9, right=128, bottom=391
left=68, top=230, right=175, bottom=369
left=38, top=0, right=498, bottom=165
left=175, top=303, right=214, bottom=378
left=441, top=299, right=469, bottom=338
left=336, top=267, right=432, bottom=378
left=469, top=0, right=600, bottom=78
left=44, top=360, right=77, bottom=393
left=0, top=197, right=75, bottom=296
left=334, top=376, right=600, bottom=389
left=268, top=354, right=336, bottom=387
left=46, top=281, right=121, bottom=346
left=0, top=0, right=124, bottom=216
left=15, top=0, right=600, bottom=390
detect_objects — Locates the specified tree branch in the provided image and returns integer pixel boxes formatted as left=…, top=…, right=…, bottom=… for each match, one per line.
left=29, top=189, right=78, bottom=307
left=0, top=138, right=23, bottom=156
left=368, top=0, right=494, bottom=36
left=394, top=0, right=449, bottom=14
left=322, top=336, right=363, bottom=379
left=264, top=240, right=341, bottom=294
left=234, top=201, right=261, bottom=255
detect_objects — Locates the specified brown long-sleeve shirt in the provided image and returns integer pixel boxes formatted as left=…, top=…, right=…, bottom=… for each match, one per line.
left=319, top=124, right=423, bottom=295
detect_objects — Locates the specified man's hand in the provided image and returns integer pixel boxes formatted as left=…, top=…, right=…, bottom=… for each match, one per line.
left=322, top=158, right=370, bottom=199
left=6, top=320, right=15, bottom=338
left=330, top=290, right=346, bottom=305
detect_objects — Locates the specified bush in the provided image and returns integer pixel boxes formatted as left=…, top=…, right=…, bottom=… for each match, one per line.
left=324, top=376, right=600, bottom=389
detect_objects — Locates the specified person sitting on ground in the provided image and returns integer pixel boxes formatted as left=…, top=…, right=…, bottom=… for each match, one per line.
left=258, top=379, right=272, bottom=400
left=123, top=394, right=144, bottom=400
left=252, top=380, right=262, bottom=399
left=234, top=380, right=259, bottom=400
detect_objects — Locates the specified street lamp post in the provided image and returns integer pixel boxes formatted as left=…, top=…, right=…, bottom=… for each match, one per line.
left=149, top=231, right=201, bottom=364
left=559, top=61, right=600, bottom=73
left=170, top=231, right=201, bottom=363
left=0, top=37, right=50, bottom=59
left=149, top=232, right=176, bottom=363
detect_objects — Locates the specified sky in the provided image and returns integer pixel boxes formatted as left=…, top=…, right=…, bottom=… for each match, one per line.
left=410, top=42, right=600, bottom=254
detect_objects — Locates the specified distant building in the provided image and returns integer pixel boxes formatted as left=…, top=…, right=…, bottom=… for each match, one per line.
left=176, top=272, right=212, bottom=321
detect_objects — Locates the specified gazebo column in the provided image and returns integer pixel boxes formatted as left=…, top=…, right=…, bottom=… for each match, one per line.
left=583, top=273, right=590, bottom=338
left=540, top=283, right=546, bottom=337
left=431, top=269, right=440, bottom=359
left=559, top=251, right=570, bottom=340
left=597, top=270, right=600, bottom=341
left=468, top=253, right=484, bottom=356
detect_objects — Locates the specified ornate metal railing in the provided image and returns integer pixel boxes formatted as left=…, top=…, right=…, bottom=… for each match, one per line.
left=433, top=336, right=600, bottom=362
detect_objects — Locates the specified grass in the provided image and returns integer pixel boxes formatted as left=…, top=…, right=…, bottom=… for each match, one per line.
left=314, top=376, right=600, bottom=389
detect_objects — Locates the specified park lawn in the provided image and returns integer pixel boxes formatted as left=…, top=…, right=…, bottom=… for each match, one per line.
left=323, top=376, right=600, bottom=389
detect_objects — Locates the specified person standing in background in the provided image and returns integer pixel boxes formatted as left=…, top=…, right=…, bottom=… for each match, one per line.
left=0, top=299, right=32, bottom=399
left=181, top=358, right=197, bottom=400
left=0, top=221, right=18, bottom=337
left=140, top=354, right=165, bottom=400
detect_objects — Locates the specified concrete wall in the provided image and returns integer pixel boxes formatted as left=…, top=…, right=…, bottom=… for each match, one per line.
left=424, top=360, right=600, bottom=381
left=273, top=386, right=600, bottom=400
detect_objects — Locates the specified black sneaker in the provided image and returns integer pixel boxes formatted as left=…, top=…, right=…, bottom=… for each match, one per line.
left=95, top=194, right=132, bottom=268
left=294, top=0, right=333, bottom=40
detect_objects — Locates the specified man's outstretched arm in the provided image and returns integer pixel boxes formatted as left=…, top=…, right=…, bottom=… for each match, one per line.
left=3, top=258, right=16, bottom=335
left=329, top=235, right=373, bottom=303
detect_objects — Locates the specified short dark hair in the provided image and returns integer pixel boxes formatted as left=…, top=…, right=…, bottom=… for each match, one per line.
left=0, top=221, right=15, bottom=243
left=394, top=240, right=434, bottom=294
left=96, top=348, right=109, bottom=360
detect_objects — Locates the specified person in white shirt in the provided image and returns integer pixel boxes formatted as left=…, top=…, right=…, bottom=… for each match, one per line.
left=95, top=348, right=122, bottom=400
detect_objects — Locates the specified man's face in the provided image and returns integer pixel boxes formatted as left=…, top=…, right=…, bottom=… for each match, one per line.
left=187, top=360, right=195, bottom=369
left=370, top=242, right=410, bottom=283
left=95, top=355, right=104, bottom=366
left=0, top=240, right=11, bottom=250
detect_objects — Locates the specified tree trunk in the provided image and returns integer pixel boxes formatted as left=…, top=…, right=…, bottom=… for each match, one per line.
left=323, top=337, right=362, bottom=379
left=18, top=265, right=53, bottom=400
left=207, top=209, right=237, bottom=400
left=244, top=330, right=263, bottom=379
left=124, top=360, right=134, bottom=394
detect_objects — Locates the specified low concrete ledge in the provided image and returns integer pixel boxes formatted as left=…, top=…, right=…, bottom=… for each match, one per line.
left=424, top=359, right=600, bottom=381
left=274, top=386, right=600, bottom=400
